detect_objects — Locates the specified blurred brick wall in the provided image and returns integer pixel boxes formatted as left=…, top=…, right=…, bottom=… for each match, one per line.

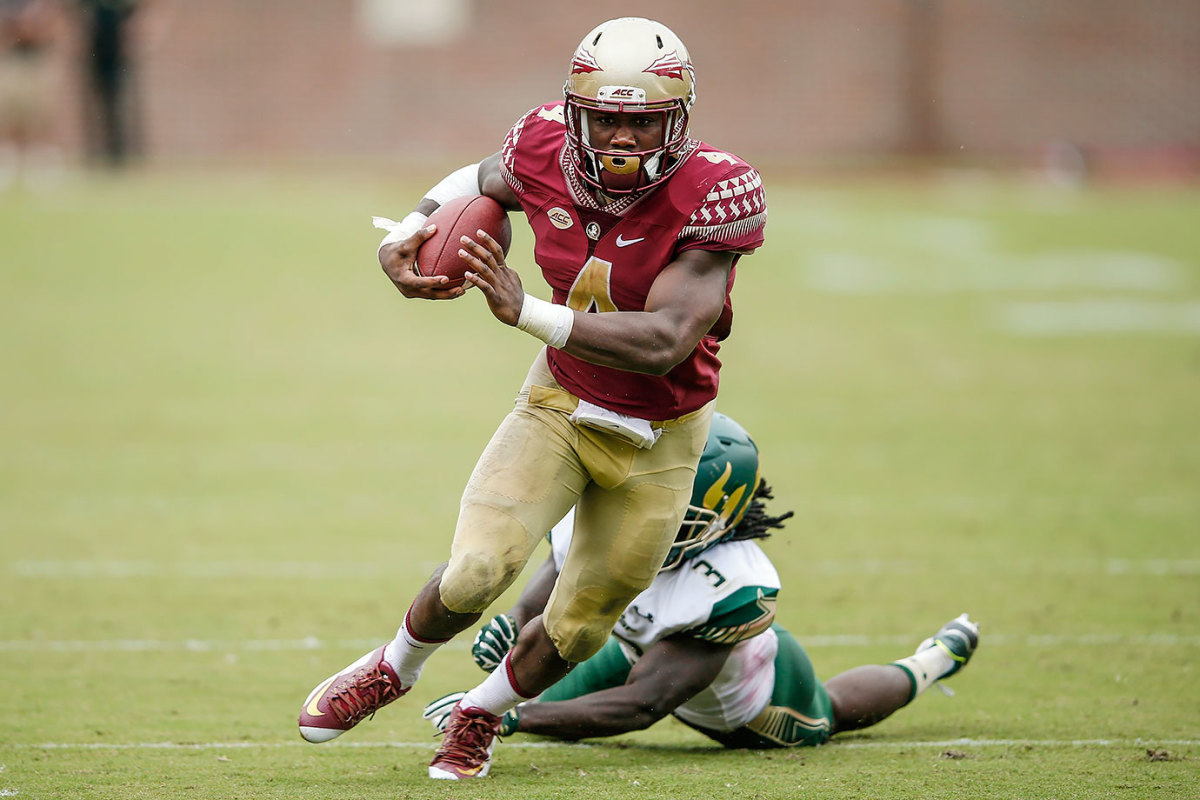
left=53, top=0, right=1200, bottom=169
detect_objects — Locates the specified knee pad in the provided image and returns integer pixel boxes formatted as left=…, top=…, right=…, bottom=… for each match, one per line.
left=438, top=549, right=522, bottom=613
left=438, top=503, right=534, bottom=614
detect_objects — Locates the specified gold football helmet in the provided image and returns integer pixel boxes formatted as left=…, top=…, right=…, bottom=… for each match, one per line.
left=564, top=17, right=696, bottom=195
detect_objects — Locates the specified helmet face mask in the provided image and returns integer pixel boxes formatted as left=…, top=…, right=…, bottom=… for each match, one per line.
left=564, top=17, right=696, bottom=196
left=660, top=507, right=724, bottom=572
left=576, top=106, right=670, bottom=193
left=661, top=413, right=762, bottom=572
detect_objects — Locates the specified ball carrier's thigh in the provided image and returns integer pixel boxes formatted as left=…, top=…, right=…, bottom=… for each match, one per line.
left=544, top=402, right=714, bottom=662
left=438, top=352, right=589, bottom=615
left=438, top=402, right=589, bottom=615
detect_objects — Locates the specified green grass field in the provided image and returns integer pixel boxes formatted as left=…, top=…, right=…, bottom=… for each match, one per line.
left=2, top=167, right=1198, bottom=799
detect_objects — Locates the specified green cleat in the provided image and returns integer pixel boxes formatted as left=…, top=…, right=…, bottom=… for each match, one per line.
left=918, top=613, right=980, bottom=685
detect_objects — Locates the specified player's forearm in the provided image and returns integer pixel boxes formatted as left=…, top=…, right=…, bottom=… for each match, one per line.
left=514, top=690, right=669, bottom=739
left=553, top=250, right=731, bottom=373
left=559, top=311, right=702, bottom=376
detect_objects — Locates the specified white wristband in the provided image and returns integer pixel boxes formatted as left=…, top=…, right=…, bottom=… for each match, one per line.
left=516, top=294, right=574, bottom=349
left=373, top=211, right=429, bottom=254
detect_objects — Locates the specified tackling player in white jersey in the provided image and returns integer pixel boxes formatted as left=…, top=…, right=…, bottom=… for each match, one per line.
left=425, top=413, right=980, bottom=748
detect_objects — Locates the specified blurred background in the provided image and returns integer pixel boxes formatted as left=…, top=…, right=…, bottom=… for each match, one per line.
left=2, top=3, right=1199, bottom=797
left=2, top=0, right=1197, bottom=180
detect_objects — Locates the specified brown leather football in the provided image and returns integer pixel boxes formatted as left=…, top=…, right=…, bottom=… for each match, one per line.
left=415, top=196, right=512, bottom=289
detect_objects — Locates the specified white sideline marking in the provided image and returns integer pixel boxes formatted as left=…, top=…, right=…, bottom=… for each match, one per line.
left=835, top=738, right=1200, bottom=750
left=804, top=250, right=1182, bottom=294
left=999, top=300, right=1200, bottom=335
left=7, top=738, right=1199, bottom=751
left=11, top=558, right=1200, bottom=579
left=802, top=633, right=1200, bottom=648
left=1, top=633, right=1197, bottom=654
left=8, top=560, right=445, bottom=579
left=0, top=637, right=461, bottom=653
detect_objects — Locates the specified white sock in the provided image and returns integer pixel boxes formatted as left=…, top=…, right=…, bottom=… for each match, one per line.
left=891, top=645, right=955, bottom=699
left=382, top=611, right=446, bottom=688
left=457, top=654, right=530, bottom=717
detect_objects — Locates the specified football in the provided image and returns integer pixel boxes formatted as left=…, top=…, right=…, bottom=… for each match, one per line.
left=415, top=195, right=512, bottom=289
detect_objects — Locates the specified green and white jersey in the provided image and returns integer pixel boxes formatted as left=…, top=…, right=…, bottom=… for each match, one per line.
left=549, top=512, right=782, bottom=732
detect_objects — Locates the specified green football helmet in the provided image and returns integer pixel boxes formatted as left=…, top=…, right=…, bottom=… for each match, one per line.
left=661, top=413, right=762, bottom=572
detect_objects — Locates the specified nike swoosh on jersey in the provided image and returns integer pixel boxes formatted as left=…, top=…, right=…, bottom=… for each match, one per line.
left=615, top=235, right=645, bottom=247
left=305, top=677, right=336, bottom=717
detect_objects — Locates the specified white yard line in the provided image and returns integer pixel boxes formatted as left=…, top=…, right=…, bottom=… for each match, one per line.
left=5, top=738, right=1197, bottom=751
left=7, top=560, right=446, bottom=579
left=10, top=558, right=1200, bottom=579
left=836, top=737, right=1200, bottom=749
left=804, top=250, right=1183, bottom=295
left=1, top=633, right=1196, bottom=653
left=998, top=299, right=1200, bottom=335
left=0, top=637, right=420, bottom=653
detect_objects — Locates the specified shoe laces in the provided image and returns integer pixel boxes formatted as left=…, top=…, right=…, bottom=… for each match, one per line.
left=328, top=665, right=401, bottom=725
left=435, top=709, right=499, bottom=766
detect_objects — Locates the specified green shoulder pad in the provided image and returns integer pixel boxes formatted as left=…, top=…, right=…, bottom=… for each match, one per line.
left=690, top=586, right=778, bottom=645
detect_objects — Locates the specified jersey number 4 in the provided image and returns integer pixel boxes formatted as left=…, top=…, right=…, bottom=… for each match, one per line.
left=566, top=256, right=618, bottom=313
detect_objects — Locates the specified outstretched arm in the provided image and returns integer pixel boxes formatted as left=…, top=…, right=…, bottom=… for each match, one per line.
left=512, top=635, right=734, bottom=739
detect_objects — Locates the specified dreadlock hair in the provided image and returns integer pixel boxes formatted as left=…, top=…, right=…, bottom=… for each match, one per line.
left=728, top=479, right=794, bottom=543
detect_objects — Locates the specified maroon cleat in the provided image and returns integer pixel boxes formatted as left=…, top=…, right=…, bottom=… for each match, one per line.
left=428, top=704, right=502, bottom=779
left=298, top=645, right=408, bottom=743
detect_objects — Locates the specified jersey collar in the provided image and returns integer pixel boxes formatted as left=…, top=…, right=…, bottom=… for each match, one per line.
left=558, top=138, right=701, bottom=214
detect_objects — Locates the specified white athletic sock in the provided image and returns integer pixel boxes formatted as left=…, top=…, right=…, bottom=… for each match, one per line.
left=382, top=611, right=446, bottom=688
left=891, top=645, right=955, bottom=699
left=457, top=654, right=530, bottom=717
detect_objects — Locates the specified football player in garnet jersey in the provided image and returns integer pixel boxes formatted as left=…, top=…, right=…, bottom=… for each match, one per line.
left=300, top=18, right=768, bottom=779
left=424, top=414, right=981, bottom=749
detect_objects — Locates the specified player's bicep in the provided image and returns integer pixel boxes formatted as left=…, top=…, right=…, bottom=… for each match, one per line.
left=643, top=249, right=733, bottom=339
left=623, top=635, right=734, bottom=711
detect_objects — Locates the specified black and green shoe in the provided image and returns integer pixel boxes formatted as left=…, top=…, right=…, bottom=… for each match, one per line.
left=919, top=613, right=980, bottom=680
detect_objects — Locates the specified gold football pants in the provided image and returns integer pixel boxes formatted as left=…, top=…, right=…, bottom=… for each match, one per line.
left=439, top=349, right=713, bottom=662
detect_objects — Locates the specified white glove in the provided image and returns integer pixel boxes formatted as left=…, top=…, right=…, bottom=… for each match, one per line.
left=422, top=691, right=522, bottom=736
left=422, top=692, right=467, bottom=733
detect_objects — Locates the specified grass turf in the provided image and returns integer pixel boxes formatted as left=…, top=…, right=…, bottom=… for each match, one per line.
left=1, top=167, right=1197, bottom=798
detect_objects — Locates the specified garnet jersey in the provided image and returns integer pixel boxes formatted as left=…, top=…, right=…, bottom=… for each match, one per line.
left=499, top=103, right=767, bottom=420
left=550, top=511, right=781, bottom=732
